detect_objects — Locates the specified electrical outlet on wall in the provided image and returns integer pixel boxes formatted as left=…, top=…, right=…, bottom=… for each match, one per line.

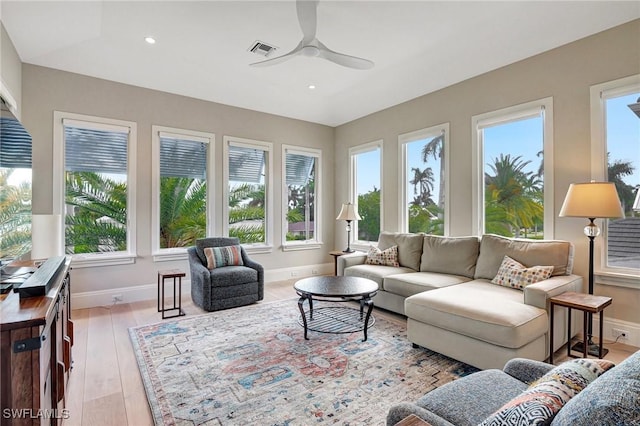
left=612, top=328, right=629, bottom=340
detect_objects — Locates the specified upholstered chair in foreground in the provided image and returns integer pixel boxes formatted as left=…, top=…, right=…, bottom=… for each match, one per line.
left=187, top=237, right=264, bottom=312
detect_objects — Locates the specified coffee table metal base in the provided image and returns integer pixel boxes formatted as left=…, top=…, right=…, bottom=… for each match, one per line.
left=297, top=296, right=375, bottom=341
left=297, top=306, right=376, bottom=337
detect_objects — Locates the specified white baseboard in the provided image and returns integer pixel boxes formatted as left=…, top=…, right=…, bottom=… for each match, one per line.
left=71, top=262, right=333, bottom=309
left=593, top=314, right=640, bottom=348
left=265, top=262, right=333, bottom=282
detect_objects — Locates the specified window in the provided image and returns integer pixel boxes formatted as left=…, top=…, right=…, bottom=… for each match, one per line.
left=349, top=141, right=382, bottom=245
left=282, top=145, right=321, bottom=250
left=399, top=124, right=449, bottom=235
left=223, top=136, right=273, bottom=251
left=590, top=75, right=640, bottom=281
left=1, top=100, right=32, bottom=260
left=472, top=98, right=554, bottom=239
left=54, top=112, right=137, bottom=266
left=151, top=126, right=214, bottom=259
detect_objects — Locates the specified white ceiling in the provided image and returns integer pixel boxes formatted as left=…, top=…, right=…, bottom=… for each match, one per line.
left=1, top=1, right=638, bottom=126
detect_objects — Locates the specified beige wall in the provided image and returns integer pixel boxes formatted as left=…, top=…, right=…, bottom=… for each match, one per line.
left=22, top=65, right=335, bottom=297
left=0, top=21, right=22, bottom=116
left=335, top=20, right=640, bottom=325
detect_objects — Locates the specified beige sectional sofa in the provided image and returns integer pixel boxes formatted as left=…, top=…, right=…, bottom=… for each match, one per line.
left=337, top=232, right=583, bottom=370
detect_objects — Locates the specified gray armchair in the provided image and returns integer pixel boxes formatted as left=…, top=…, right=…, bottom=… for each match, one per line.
left=188, top=237, right=264, bottom=312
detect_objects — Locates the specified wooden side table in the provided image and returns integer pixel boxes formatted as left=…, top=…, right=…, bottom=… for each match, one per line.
left=549, top=291, right=612, bottom=364
left=329, top=250, right=347, bottom=275
left=158, top=269, right=186, bottom=319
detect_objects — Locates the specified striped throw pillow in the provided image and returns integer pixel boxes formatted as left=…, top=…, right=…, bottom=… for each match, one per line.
left=203, top=245, right=244, bottom=269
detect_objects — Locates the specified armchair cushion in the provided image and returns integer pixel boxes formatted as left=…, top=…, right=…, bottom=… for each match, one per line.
left=204, top=245, right=244, bottom=269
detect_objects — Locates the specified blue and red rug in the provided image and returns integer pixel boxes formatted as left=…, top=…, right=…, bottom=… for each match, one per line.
left=129, top=299, right=477, bottom=425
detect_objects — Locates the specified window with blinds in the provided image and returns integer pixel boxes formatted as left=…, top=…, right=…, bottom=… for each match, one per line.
left=153, top=128, right=211, bottom=252
left=62, top=117, right=133, bottom=255
left=472, top=98, right=554, bottom=239
left=225, top=139, right=271, bottom=246
left=284, top=147, right=319, bottom=244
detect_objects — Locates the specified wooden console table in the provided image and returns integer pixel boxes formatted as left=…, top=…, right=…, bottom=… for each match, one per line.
left=0, top=257, right=73, bottom=426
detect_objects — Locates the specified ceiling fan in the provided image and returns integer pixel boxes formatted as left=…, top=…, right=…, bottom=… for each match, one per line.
left=250, top=0, right=374, bottom=70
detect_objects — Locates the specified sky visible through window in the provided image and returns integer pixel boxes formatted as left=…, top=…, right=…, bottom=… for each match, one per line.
left=607, top=93, right=639, bottom=188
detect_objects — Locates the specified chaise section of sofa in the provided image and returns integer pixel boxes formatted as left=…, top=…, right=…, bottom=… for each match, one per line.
left=339, top=232, right=583, bottom=370
left=407, top=234, right=582, bottom=369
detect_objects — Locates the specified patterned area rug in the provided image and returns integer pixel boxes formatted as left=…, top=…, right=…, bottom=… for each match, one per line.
left=129, top=299, right=478, bottom=425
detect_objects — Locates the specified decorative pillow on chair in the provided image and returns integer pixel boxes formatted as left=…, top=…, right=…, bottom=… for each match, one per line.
left=203, top=245, right=244, bottom=269
left=479, top=358, right=615, bottom=426
left=491, top=255, right=554, bottom=289
left=365, top=245, right=400, bottom=267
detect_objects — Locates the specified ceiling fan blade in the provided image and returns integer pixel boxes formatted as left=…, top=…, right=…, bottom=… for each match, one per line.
left=297, top=0, right=318, bottom=44
left=317, top=45, right=374, bottom=70
left=250, top=43, right=303, bottom=67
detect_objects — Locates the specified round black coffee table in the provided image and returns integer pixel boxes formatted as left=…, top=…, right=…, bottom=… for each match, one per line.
left=294, top=276, right=379, bottom=341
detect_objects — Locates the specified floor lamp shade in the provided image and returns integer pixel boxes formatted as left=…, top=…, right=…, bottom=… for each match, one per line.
left=31, top=214, right=63, bottom=259
left=559, top=182, right=624, bottom=219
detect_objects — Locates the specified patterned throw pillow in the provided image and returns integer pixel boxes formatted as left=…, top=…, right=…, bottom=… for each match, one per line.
left=203, top=245, right=244, bottom=269
left=491, top=255, right=554, bottom=289
left=365, top=245, right=400, bottom=267
left=479, top=358, right=615, bottom=426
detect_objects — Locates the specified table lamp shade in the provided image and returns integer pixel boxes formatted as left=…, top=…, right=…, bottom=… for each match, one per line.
left=559, top=182, right=624, bottom=219
left=336, top=203, right=362, bottom=221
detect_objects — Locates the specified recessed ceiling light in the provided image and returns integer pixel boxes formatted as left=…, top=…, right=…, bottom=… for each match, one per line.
left=145, top=36, right=156, bottom=44
left=308, top=84, right=316, bottom=90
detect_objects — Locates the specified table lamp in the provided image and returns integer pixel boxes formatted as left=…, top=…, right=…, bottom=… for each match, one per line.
left=559, top=181, right=624, bottom=356
left=336, top=202, right=361, bottom=253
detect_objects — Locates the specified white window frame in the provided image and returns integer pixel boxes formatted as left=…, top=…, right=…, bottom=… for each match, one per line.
left=349, top=140, right=383, bottom=248
left=398, top=123, right=450, bottom=235
left=53, top=111, right=137, bottom=267
left=222, top=136, right=273, bottom=254
left=281, top=145, right=322, bottom=251
left=471, top=97, right=554, bottom=238
left=151, top=125, right=215, bottom=261
left=590, top=74, right=640, bottom=287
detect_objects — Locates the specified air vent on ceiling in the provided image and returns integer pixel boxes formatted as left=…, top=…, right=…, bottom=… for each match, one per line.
left=249, top=41, right=277, bottom=57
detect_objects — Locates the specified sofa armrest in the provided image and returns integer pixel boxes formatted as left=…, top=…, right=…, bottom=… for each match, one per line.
left=387, top=403, right=455, bottom=426
left=503, top=358, right=554, bottom=385
left=523, top=274, right=583, bottom=309
left=337, top=252, right=368, bottom=275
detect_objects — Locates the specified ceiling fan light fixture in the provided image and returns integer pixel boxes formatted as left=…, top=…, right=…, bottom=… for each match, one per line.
left=301, top=45, right=320, bottom=57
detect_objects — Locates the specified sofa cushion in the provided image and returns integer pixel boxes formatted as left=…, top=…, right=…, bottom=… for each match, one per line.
left=419, top=235, right=479, bottom=278
left=480, top=358, right=615, bottom=426
left=405, top=281, right=547, bottom=348
left=384, top=272, right=471, bottom=298
left=491, top=255, right=554, bottom=290
left=378, top=232, right=424, bottom=271
left=204, top=245, right=244, bottom=269
left=551, top=350, right=640, bottom=425
left=365, top=245, right=399, bottom=267
left=475, top=234, right=574, bottom=280
left=344, top=263, right=414, bottom=289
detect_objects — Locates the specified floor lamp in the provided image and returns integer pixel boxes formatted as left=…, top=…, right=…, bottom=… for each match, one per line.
left=559, top=181, right=624, bottom=356
left=336, top=202, right=361, bottom=253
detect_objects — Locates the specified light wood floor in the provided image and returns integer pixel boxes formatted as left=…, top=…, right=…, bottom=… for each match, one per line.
left=63, top=280, right=638, bottom=426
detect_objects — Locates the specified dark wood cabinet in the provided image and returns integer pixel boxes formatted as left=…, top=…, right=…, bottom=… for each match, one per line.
left=1, top=258, right=73, bottom=426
